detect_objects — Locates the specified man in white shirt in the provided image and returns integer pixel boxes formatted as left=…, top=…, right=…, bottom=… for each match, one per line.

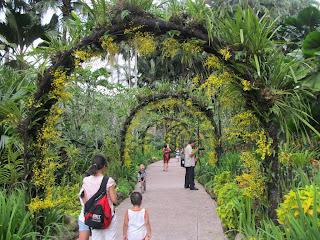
left=184, top=139, right=199, bottom=190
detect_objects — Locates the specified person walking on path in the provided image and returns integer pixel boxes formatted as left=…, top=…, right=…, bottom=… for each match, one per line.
left=162, top=143, right=171, bottom=171
left=175, top=148, right=180, bottom=162
left=123, top=192, right=151, bottom=240
left=82, top=154, right=118, bottom=240
left=184, top=139, right=199, bottom=190
left=137, top=164, right=147, bottom=194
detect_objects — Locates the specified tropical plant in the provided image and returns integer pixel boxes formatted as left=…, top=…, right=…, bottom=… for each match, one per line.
left=0, top=143, right=24, bottom=185
left=0, top=4, right=57, bottom=67
left=0, top=189, right=40, bottom=240
left=78, top=0, right=113, bottom=28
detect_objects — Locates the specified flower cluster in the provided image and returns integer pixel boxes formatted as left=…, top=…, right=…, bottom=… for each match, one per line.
left=162, top=38, right=180, bottom=59
left=255, top=129, right=272, bottom=160
left=124, top=25, right=144, bottom=35
left=73, top=50, right=101, bottom=68
left=101, top=37, right=119, bottom=64
left=235, top=151, right=265, bottom=199
left=1, top=113, right=18, bottom=126
left=241, top=79, right=251, bottom=91
left=182, top=41, right=202, bottom=55
left=204, top=54, right=221, bottom=70
left=219, top=46, right=232, bottom=60
left=49, top=70, right=72, bottom=101
left=27, top=98, right=43, bottom=108
left=199, top=72, right=232, bottom=98
left=226, top=111, right=272, bottom=160
left=30, top=104, right=66, bottom=212
left=311, top=158, right=319, bottom=169
left=276, top=185, right=320, bottom=226
left=131, top=32, right=157, bottom=57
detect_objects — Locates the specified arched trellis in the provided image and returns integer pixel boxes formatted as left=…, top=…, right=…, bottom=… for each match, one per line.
left=119, top=93, right=221, bottom=165
left=15, top=3, right=292, bottom=219
left=164, top=122, right=192, bottom=146
left=18, top=16, right=225, bottom=176
left=140, top=116, right=191, bottom=154
left=18, top=8, right=248, bottom=178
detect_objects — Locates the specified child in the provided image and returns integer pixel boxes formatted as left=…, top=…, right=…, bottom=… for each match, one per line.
left=175, top=148, right=180, bottom=162
left=137, top=164, right=147, bottom=194
left=123, top=192, right=151, bottom=240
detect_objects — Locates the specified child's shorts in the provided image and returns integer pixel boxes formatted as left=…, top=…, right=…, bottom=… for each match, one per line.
left=78, top=220, right=90, bottom=232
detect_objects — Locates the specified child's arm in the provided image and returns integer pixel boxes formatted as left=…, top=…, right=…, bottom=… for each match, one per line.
left=123, top=210, right=129, bottom=240
left=145, top=209, right=151, bottom=239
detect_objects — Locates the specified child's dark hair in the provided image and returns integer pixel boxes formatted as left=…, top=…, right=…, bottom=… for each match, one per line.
left=87, top=154, right=108, bottom=176
left=164, top=143, right=167, bottom=148
left=130, top=192, right=142, bottom=206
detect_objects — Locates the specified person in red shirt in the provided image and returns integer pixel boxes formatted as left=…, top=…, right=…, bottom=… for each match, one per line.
left=162, top=143, right=171, bottom=171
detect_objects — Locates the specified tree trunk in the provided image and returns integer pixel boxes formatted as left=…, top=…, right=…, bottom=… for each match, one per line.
left=128, top=49, right=131, bottom=88
left=265, top=120, right=280, bottom=220
left=134, top=48, right=138, bottom=88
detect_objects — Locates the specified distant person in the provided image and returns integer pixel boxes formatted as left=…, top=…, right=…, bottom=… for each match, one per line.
left=123, top=192, right=151, bottom=240
left=175, top=148, right=180, bottom=162
left=78, top=188, right=90, bottom=240
left=184, top=139, right=199, bottom=190
left=137, top=164, right=147, bottom=194
left=82, top=154, right=117, bottom=240
left=162, top=143, right=171, bottom=171
left=180, top=147, right=185, bottom=167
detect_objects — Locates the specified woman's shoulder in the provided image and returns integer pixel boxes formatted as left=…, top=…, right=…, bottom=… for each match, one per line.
left=107, top=176, right=116, bottom=187
left=83, top=175, right=103, bottom=183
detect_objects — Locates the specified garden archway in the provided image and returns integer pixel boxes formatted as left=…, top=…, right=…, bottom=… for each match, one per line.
left=140, top=117, right=191, bottom=154
left=119, top=93, right=220, bottom=164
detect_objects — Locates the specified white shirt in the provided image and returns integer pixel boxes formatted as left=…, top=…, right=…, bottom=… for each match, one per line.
left=127, top=209, right=147, bottom=240
left=184, top=144, right=195, bottom=167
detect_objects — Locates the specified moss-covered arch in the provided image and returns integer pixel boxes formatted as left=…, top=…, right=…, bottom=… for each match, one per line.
left=140, top=117, right=191, bottom=154
left=119, top=93, right=220, bottom=165
left=18, top=6, right=237, bottom=177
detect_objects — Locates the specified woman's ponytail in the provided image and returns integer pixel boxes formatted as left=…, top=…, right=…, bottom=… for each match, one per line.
left=87, top=154, right=108, bottom=176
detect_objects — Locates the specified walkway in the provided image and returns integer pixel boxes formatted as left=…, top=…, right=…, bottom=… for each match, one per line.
left=115, top=159, right=226, bottom=240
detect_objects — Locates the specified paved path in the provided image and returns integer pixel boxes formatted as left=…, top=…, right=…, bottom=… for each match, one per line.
left=115, top=159, right=226, bottom=240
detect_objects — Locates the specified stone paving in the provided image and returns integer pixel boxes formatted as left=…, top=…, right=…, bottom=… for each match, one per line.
left=80, top=159, right=226, bottom=240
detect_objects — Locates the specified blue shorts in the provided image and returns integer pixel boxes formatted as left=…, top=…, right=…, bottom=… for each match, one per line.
left=78, top=220, right=90, bottom=232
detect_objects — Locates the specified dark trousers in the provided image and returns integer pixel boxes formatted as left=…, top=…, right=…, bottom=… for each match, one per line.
left=184, top=166, right=195, bottom=189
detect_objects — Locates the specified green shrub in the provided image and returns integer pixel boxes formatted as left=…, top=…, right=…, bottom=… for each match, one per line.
left=215, top=182, right=243, bottom=230
left=214, top=172, right=244, bottom=230
left=0, top=190, right=40, bottom=240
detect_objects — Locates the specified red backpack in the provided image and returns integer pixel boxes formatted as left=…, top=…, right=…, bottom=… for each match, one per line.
left=164, top=148, right=170, bottom=161
left=84, top=176, right=113, bottom=229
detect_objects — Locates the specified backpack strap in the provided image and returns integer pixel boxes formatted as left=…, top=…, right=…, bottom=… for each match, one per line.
left=98, top=176, right=109, bottom=194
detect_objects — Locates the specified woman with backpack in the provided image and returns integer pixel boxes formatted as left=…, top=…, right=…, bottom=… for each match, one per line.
left=162, top=143, right=171, bottom=172
left=82, top=154, right=117, bottom=240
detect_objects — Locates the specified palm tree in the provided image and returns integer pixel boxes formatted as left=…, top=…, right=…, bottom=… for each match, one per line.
left=0, top=2, right=57, bottom=68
